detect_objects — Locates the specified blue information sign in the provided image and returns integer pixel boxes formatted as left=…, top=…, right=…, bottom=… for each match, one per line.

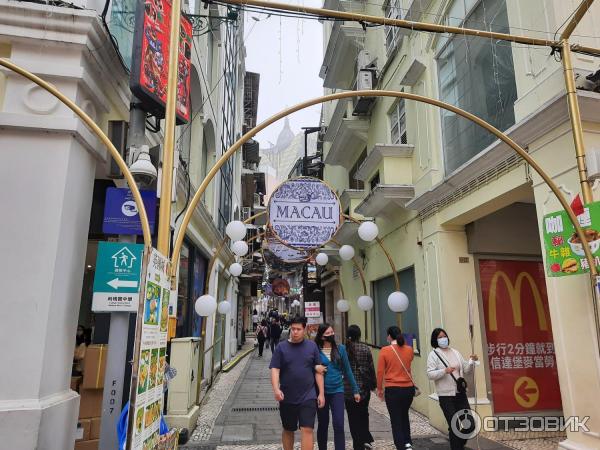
left=102, top=187, right=156, bottom=235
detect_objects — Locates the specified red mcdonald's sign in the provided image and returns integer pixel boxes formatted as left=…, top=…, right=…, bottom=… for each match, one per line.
left=479, top=259, right=562, bottom=413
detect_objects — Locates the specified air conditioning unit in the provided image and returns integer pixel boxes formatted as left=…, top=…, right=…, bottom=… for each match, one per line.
left=353, top=50, right=377, bottom=116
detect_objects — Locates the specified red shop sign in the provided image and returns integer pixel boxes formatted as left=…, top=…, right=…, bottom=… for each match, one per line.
left=478, top=259, right=562, bottom=413
left=131, top=0, right=192, bottom=124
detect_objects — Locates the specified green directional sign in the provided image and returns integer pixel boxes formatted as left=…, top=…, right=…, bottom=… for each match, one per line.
left=92, top=241, right=144, bottom=312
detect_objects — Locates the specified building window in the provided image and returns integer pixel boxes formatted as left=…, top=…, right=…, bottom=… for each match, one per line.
left=372, top=267, right=419, bottom=351
left=384, top=0, right=403, bottom=55
left=436, top=0, right=517, bottom=173
left=389, top=99, right=407, bottom=145
left=348, top=148, right=367, bottom=190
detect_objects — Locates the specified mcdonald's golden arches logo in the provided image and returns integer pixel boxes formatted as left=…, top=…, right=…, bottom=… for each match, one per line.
left=487, top=271, right=548, bottom=331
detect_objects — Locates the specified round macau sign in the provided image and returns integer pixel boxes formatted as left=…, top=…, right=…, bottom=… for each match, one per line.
left=268, top=177, right=341, bottom=250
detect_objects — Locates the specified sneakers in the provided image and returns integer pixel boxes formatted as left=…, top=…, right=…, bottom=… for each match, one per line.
left=405, top=444, right=413, bottom=449
left=363, top=444, right=373, bottom=449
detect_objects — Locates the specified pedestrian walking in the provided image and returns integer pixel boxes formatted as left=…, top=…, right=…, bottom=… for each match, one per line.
left=269, top=318, right=283, bottom=353
left=344, top=325, right=376, bottom=450
left=270, top=316, right=326, bottom=450
left=252, top=309, right=259, bottom=332
left=256, top=319, right=268, bottom=357
left=315, top=323, right=360, bottom=450
left=426, top=328, right=479, bottom=450
left=377, top=326, right=416, bottom=449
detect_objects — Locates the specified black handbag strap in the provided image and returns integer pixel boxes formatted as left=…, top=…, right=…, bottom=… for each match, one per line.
left=434, top=350, right=460, bottom=383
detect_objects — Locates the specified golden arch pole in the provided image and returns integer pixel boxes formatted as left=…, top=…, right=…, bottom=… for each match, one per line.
left=0, top=58, right=152, bottom=247
left=172, top=89, right=600, bottom=361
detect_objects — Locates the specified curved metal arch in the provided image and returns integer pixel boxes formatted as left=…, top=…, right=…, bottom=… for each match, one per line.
left=171, top=89, right=596, bottom=280
left=0, top=58, right=152, bottom=247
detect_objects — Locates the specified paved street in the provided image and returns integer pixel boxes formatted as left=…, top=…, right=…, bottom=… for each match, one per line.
left=181, top=344, right=542, bottom=450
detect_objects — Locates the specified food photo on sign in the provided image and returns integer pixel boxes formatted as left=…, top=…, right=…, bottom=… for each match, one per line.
left=271, top=278, right=290, bottom=296
left=542, top=201, right=600, bottom=276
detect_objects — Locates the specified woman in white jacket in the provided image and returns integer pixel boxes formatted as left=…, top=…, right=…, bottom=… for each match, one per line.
left=426, top=328, right=478, bottom=450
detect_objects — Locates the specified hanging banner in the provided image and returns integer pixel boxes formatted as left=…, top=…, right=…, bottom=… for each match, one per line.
left=130, top=0, right=193, bottom=123
left=479, top=259, right=562, bottom=413
left=268, top=177, right=341, bottom=249
left=542, top=202, right=600, bottom=276
left=128, top=248, right=170, bottom=450
left=264, top=233, right=311, bottom=263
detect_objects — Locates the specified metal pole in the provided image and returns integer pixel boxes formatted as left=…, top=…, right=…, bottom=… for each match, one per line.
left=99, top=100, right=146, bottom=450
left=561, top=39, right=593, bottom=203
left=214, top=0, right=600, bottom=57
left=157, top=0, right=183, bottom=255
left=560, top=0, right=596, bottom=40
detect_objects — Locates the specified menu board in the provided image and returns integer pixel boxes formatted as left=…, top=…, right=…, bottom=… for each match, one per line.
left=542, top=202, right=600, bottom=277
left=129, top=248, right=171, bottom=450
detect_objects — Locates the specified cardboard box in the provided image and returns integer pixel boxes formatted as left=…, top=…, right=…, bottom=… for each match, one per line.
left=74, top=439, right=99, bottom=450
left=82, top=345, right=107, bottom=389
left=71, top=376, right=82, bottom=392
left=76, top=419, right=91, bottom=441
left=79, top=389, right=103, bottom=419
left=90, top=417, right=101, bottom=440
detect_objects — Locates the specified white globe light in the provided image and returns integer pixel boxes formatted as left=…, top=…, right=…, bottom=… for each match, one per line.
left=357, top=295, right=374, bottom=311
left=229, top=262, right=243, bottom=277
left=292, top=299, right=300, bottom=307
left=231, top=240, right=249, bottom=257
left=218, top=300, right=231, bottom=315
left=338, top=245, right=355, bottom=261
left=337, top=299, right=350, bottom=312
left=388, top=291, right=409, bottom=312
left=358, top=221, right=379, bottom=242
left=195, top=294, right=217, bottom=317
left=315, top=252, right=329, bottom=266
left=226, top=221, right=246, bottom=241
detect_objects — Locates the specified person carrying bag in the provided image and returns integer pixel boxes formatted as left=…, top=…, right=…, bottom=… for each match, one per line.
left=426, top=327, right=479, bottom=450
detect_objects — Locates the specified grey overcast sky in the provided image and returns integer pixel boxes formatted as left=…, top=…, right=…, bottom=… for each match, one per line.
left=244, top=0, right=324, bottom=147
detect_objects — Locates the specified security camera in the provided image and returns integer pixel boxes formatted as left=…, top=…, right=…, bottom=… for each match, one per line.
left=129, top=145, right=157, bottom=187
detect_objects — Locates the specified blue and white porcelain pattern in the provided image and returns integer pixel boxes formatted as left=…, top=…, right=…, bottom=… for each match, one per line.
left=268, top=178, right=341, bottom=249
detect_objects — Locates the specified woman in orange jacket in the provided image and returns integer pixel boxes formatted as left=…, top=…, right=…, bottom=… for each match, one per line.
left=377, top=326, right=415, bottom=449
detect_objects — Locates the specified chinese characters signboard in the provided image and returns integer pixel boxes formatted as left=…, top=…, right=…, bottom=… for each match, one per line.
left=542, top=202, right=600, bottom=277
left=92, top=242, right=144, bottom=312
left=268, top=177, right=341, bottom=250
left=129, top=248, right=171, bottom=449
left=304, top=301, right=321, bottom=318
left=131, top=0, right=192, bottom=123
left=103, top=187, right=156, bottom=235
left=479, top=259, right=562, bottom=413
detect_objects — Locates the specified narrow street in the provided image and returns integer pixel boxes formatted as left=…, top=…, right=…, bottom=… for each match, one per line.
left=183, top=344, right=513, bottom=450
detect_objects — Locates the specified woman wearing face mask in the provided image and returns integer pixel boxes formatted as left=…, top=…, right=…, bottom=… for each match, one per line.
left=315, top=323, right=361, bottom=450
left=377, top=326, right=415, bottom=449
left=426, top=328, right=479, bottom=450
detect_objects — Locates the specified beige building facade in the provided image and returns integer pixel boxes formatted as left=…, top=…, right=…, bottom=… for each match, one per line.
left=319, top=0, right=600, bottom=448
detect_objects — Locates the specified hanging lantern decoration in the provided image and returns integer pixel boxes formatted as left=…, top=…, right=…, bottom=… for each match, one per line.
left=357, top=295, right=374, bottom=311
left=232, top=240, right=249, bottom=257
left=338, top=245, right=355, bottom=261
left=336, top=299, right=350, bottom=312
left=388, top=291, right=409, bottom=312
left=358, top=221, right=379, bottom=242
left=315, top=252, right=329, bottom=266
left=229, top=262, right=243, bottom=277
left=218, top=300, right=231, bottom=315
left=195, top=294, right=217, bottom=317
left=226, top=221, right=246, bottom=241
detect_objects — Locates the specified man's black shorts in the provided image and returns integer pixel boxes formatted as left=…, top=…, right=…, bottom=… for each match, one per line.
left=279, top=399, right=317, bottom=431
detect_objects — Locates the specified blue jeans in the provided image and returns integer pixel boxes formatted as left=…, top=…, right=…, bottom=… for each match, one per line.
left=317, top=392, right=345, bottom=450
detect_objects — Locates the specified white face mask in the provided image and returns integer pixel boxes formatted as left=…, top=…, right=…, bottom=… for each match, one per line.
left=437, top=337, right=449, bottom=348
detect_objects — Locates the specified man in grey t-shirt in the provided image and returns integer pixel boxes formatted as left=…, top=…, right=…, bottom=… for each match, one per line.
left=270, top=316, right=325, bottom=450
